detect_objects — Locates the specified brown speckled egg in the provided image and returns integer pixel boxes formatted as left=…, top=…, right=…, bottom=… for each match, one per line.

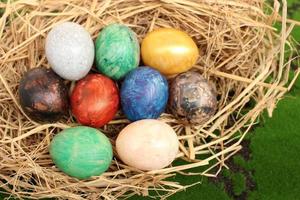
left=169, top=71, right=217, bottom=125
left=19, top=67, right=69, bottom=122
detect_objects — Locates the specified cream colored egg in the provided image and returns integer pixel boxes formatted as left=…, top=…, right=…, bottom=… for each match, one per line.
left=116, top=119, right=179, bottom=171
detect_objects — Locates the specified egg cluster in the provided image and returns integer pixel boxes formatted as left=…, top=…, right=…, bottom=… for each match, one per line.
left=19, top=22, right=217, bottom=179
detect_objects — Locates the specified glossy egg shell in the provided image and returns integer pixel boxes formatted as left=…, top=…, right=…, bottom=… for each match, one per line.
left=169, top=71, right=217, bottom=124
left=45, top=22, right=94, bottom=81
left=71, top=74, right=119, bottom=128
left=95, top=24, right=140, bottom=80
left=49, top=126, right=113, bottom=179
left=19, top=67, right=69, bottom=122
left=120, top=67, right=168, bottom=121
left=116, top=119, right=179, bottom=171
left=141, top=28, right=199, bottom=75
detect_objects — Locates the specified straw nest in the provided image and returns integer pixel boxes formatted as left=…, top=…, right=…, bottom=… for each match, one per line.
left=0, top=0, right=299, bottom=199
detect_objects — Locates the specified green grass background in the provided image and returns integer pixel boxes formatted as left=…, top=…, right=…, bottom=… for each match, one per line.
left=1, top=1, right=300, bottom=199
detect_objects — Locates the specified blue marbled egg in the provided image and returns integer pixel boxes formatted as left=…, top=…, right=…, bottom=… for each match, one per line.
left=121, top=67, right=168, bottom=121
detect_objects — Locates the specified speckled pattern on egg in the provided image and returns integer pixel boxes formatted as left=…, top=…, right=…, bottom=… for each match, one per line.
left=169, top=71, right=217, bottom=124
left=45, top=22, right=94, bottom=81
left=120, top=67, right=169, bottom=121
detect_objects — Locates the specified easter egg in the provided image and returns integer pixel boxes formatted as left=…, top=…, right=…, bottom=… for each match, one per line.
left=95, top=24, right=140, bottom=80
left=49, top=126, right=113, bottom=179
left=19, top=67, right=69, bottom=122
left=141, top=28, right=199, bottom=75
left=120, top=67, right=168, bottom=121
left=169, top=71, right=217, bottom=124
left=71, top=74, right=119, bottom=128
left=116, top=119, right=179, bottom=171
left=45, top=22, right=94, bottom=80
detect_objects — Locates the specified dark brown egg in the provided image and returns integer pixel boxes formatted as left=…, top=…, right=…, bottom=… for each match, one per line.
left=19, top=67, right=69, bottom=122
left=169, top=71, right=217, bottom=125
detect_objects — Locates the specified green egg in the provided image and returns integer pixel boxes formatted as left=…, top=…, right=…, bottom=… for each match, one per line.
left=95, top=23, right=140, bottom=80
left=49, top=126, right=113, bottom=179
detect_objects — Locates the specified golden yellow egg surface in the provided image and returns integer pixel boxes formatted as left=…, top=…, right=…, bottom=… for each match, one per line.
left=141, top=28, right=199, bottom=75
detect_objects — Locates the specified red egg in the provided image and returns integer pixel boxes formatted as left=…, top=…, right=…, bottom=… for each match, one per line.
left=71, top=74, right=119, bottom=127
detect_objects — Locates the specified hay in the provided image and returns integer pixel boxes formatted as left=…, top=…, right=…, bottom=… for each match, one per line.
left=0, top=0, right=299, bottom=199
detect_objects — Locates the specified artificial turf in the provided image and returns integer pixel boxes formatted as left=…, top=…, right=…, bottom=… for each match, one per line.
left=246, top=76, right=300, bottom=200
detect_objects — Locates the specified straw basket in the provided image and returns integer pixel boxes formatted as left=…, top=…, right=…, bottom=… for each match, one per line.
left=0, top=0, right=299, bottom=199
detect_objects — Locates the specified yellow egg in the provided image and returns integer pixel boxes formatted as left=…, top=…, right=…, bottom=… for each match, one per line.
left=141, top=28, right=199, bottom=75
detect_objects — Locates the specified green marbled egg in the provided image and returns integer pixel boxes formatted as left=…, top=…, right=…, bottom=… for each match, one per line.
left=95, top=24, right=140, bottom=80
left=49, top=126, right=113, bottom=179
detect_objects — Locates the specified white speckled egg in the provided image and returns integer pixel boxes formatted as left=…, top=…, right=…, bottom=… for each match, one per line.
left=45, top=22, right=94, bottom=81
left=116, top=119, right=179, bottom=171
